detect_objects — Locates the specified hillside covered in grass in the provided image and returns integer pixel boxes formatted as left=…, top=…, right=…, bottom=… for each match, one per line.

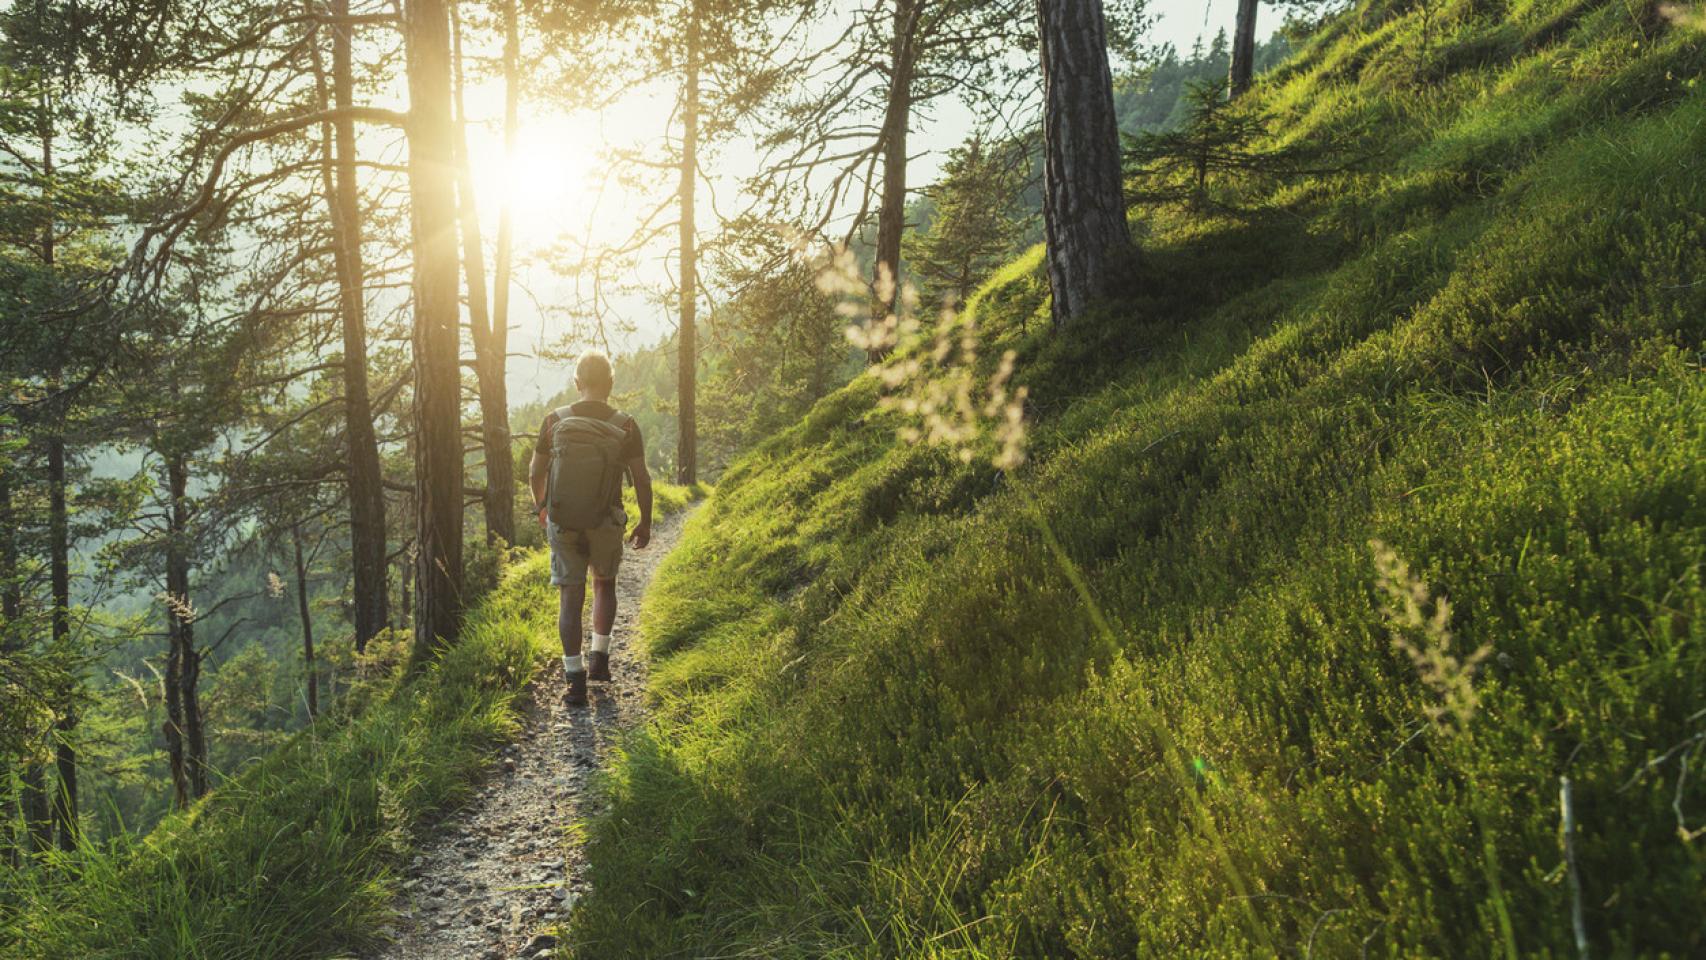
left=567, top=1, right=1706, bottom=956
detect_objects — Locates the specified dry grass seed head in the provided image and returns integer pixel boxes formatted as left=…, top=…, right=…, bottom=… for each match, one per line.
left=817, top=246, right=1030, bottom=471
left=1370, top=540, right=1492, bottom=732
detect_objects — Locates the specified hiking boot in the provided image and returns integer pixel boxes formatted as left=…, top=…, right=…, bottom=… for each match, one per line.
left=565, top=670, right=588, bottom=706
left=587, top=650, right=611, bottom=682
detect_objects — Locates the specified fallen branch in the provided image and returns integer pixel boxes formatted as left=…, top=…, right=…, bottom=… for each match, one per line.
left=1559, top=775, right=1589, bottom=959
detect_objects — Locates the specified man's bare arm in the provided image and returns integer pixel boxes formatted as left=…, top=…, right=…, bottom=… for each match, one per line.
left=529, top=447, right=550, bottom=524
left=627, top=457, right=653, bottom=548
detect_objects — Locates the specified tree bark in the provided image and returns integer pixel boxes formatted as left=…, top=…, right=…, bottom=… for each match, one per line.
left=328, top=0, right=391, bottom=654
left=46, top=436, right=77, bottom=850
left=1036, top=0, right=1132, bottom=328
left=871, top=0, right=919, bottom=361
left=40, top=91, right=79, bottom=850
left=19, top=92, right=55, bottom=855
left=1229, top=0, right=1259, bottom=97
left=292, top=526, right=318, bottom=720
left=20, top=765, right=49, bottom=854
left=162, top=453, right=208, bottom=807
left=676, top=5, right=700, bottom=486
left=7, top=460, right=49, bottom=852
left=0, top=471, right=23, bottom=865
left=397, top=553, right=412, bottom=634
left=404, top=0, right=466, bottom=665
left=489, top=0, right=520, bottom=528
left=1, top=469, right=11, bottom=868
left=450, top=1, right=516, bottom=546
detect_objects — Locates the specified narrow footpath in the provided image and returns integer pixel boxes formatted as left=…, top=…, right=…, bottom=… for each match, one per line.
left=367, top=508, right=692, bottom=960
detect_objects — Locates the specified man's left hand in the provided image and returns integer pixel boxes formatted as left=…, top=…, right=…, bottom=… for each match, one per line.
left=628, top=521, right=651, bottom=549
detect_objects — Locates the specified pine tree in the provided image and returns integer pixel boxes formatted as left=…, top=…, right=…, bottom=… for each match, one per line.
left=1037, top=0, right=1133, bottom=327
left=755, top=1, right=1139, bottom=353
left=1124, top=77, right=1360, bottom=210
left=404, top=0, right=469, bottom=664
left=546, top=0, right=806, bottom=486
left=448, top=0, right=516, bottom=544
left=902, top=137, right=1031, bottom=308
left=308, top=0, right=392, bottom=653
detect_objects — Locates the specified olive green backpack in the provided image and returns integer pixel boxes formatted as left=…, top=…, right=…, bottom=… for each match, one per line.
left=546, top=407, right=631, bottom=530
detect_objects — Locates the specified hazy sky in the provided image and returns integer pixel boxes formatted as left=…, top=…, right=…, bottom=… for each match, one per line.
left=465, top=0, right=1241, bottom=405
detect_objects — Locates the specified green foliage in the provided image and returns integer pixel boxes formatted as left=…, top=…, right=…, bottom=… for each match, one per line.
left=699, top=239, right=863, bottom=469
left=903, top=138, right=1035, bottom=308
left=0, top=553, right=547, bottom=957
left=564, top=2, right=1706, bottom=956
left=1124, top=77, right=1364, bottom=209
left=0, top=481, right=704, bottom=959
left=1113, top=27, right=1293, bottom=134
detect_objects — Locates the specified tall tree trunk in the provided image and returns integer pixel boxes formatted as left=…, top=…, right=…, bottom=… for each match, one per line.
left=1036, top=0, right=1132, bottom=328
left=17, top=104, right=52, bottom=856
left=397, top=552, right=412, bottom=633
left=1, top=471, right=22, bottom=865
left=292, top=526, right=318, bottom=720
left=489, top=0, right=520, bottom=530
left=329, top=0, right=390, bottom=654
left=20, top=766, right=49, bottom=854
left=1, top=471, right=11, bottom=868
left=675, top=7, right=700, bottom=486
left=162, top=453, right=207, bottom=807
left=41, top=91, right=78, bottom=852
left=7, top=460, right=50, bottom=851
left=404, top=0, right=466, bottom=665
left=1228, top=0, right=1259, bottom=97
left=161, top=577, right=188, bottom=810
left=46, top=437, right=76, bottom=852
left=449, top=1, right=516, bottom=545
left=871, top=0, right=919, bottom=361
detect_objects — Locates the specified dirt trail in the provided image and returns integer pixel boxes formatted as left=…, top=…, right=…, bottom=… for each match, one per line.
left=367, top=508, right=692, bottom=960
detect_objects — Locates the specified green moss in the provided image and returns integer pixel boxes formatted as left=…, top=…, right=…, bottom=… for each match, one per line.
left=570, top=2, right=1706, bottom=956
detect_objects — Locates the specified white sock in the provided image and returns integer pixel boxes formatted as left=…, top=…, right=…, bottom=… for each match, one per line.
left=562, top=655, right=583, bottom=675
left=590, top=633, right=611, bottom=654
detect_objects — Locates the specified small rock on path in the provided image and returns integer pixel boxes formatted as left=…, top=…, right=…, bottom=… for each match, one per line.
left=365, top=508, right=692, bottom=960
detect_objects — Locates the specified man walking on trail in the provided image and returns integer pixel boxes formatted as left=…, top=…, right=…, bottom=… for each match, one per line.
left=529, top=351, right=653, bottom=706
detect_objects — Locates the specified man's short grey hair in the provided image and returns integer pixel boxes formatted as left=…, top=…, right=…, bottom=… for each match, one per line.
left=576, top=350, right=614, bottom=390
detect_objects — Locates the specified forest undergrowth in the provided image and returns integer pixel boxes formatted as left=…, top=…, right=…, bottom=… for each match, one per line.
left=0, top=485, right=702, bottom=960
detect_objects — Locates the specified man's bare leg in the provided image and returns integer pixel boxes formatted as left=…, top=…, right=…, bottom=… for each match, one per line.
left=560, top=580, right=588, bottom=705
left=592, top=577, right=617, bottom=634
left=587, top=577, right=618, bottom=681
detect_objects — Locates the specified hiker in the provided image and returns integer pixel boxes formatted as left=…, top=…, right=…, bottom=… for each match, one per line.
left=529, top=350, right=653, bottom=706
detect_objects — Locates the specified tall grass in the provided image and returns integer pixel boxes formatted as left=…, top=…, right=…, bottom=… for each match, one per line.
left=565, top=1, right=1706, bottom=955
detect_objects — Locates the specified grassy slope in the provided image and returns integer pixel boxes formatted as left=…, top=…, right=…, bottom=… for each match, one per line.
left=569, top=2, right=1706, bottom=957
left=1, top=484, right=699, bottom=960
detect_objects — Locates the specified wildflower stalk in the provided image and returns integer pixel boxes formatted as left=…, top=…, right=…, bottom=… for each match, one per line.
left=817, top=244, right=1273, bottom=951
left=1370, top=540, right=1490, bottom=733
left=1014, top=483, right=1275, bottom=951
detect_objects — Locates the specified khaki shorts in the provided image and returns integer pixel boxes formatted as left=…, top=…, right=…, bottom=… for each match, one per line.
left=548, top=508, right=626, bottom=585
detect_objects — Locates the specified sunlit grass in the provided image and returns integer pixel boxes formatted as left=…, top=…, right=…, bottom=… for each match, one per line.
left=0, top=483, right=703, bottom=959
left=563, top=1, right=1706, bottom=955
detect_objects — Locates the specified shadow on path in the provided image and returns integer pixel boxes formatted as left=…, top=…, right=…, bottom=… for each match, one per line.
left=366, top=507, right=694, bottom=960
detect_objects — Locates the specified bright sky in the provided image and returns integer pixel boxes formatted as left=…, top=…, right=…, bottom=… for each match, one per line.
left=461, top=0, right=1239, bottom=405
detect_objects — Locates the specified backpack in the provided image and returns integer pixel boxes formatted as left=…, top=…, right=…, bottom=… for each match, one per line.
left=546, top=406, right=631, bottom=531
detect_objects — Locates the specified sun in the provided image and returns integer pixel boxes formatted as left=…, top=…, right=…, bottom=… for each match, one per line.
left=469, top=114, right=602, bottom=246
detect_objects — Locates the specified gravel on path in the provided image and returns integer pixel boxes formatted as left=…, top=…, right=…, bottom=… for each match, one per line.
left=366, top=507, right=693, bottom=960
